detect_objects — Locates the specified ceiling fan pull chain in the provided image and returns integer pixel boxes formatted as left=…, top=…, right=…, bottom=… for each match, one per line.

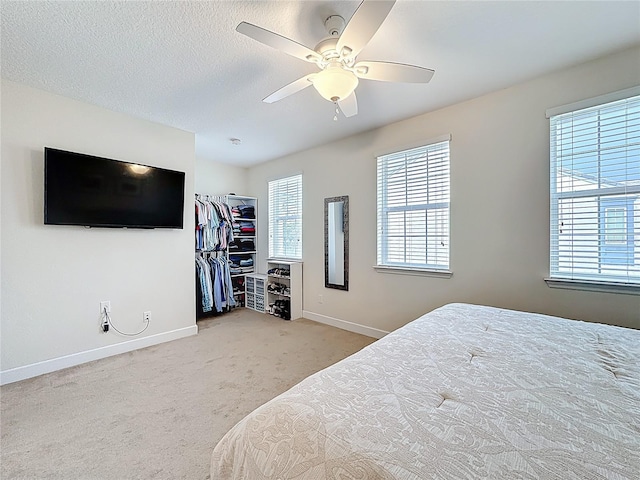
left=334, top=104, right=339, bottom=121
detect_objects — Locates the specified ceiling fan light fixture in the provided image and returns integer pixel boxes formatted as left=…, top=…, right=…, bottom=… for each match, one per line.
left=237, top=0, right=434, bottom=118
left=312, top=65, right=359, bottom=103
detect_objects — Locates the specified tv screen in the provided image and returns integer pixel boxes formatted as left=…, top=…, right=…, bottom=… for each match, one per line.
left=44, top=148, right=185, bottom=229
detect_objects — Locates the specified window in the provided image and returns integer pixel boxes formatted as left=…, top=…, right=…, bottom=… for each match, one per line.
left=376, top=137, right=450, bottom=272
left=549, top=91, right=640, bottom=287
left=268, top=174, right=302, bottom=259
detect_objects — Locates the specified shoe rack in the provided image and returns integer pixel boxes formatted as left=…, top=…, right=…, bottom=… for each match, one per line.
left=266, top=260, right=303, bottom=320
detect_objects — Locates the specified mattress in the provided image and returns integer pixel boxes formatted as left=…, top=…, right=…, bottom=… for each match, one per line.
left=210, top=303, right=640, bottom=479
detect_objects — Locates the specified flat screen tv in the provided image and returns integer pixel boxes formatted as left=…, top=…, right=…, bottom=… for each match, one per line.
left=44, top=147, right=185, bottom=229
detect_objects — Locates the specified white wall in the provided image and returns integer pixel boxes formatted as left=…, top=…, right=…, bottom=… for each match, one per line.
left=247, top=46, right=640, bottom=332
left=0, top=80, right=197, bottom=381
left=195, top=156, right=246, bottom=196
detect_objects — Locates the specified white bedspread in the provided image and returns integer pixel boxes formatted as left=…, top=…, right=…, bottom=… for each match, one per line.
left=211, top=303, right=640, bottom=479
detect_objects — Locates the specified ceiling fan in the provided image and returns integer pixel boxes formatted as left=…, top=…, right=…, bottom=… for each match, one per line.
left=236, top=0, right=434, bottom=118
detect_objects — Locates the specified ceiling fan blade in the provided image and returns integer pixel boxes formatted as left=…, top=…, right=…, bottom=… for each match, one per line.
left=336, top=0, right=396, bottom=60
left=354, top=61, right=435, bottom=83
left=237, top=22, right=323, bottom=63
left=338, top=92, right=358, bottom=118
left=263, top=74, right=315, bottom=103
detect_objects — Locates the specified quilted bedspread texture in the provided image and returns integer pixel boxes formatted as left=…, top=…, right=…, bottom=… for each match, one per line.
left=211, top=303, right=640, bottom=479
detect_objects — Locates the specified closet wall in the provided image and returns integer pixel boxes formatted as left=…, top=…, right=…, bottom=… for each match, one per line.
left=195, top=156, right=247, bottom=195
left=194, top=159, right=249, bottom=318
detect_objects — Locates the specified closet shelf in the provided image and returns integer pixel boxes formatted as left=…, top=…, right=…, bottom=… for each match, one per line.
left=268, top=292, right=291, bottom=298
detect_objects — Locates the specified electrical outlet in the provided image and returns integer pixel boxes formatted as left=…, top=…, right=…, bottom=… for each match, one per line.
left=100, top=301, right=111, bottom=313
left=318, top=294, right=323, bottom=304
left=143, top=311, right=151, bottom=322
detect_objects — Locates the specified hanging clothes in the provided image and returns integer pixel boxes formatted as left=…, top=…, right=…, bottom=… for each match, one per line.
left=195, top=253, right=236, bottom=314
left=195, top=194, right=250, bottom=317
left=195, top=255, right=214, bottom=313
left=195, top=195, right=235, bottom=253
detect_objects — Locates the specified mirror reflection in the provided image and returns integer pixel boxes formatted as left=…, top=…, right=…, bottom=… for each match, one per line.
left=325, top=196, right=349, bottom=291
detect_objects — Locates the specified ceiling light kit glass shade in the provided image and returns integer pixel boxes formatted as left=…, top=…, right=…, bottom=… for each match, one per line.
left=312, top=63, right=359, bottom=103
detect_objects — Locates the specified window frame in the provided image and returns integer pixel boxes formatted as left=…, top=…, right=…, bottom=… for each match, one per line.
left=375, top=135, right=452, bottom=277
left=545, top=87, right=640, bottom=295
left=268, top=174, right=303, bottom=261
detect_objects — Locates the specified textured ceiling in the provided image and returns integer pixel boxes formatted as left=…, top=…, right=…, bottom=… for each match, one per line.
left=2, top=1, right=639, bottom=167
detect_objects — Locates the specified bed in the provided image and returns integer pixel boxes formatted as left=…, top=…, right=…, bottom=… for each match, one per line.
left=210, top=303, right=640, bottom=479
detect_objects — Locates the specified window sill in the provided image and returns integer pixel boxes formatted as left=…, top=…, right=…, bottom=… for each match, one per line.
left=374, top=265, right=452, bottom=278
left=544, top=277, right=640, bottom=295
left=267, top=257, right=302, bottom=263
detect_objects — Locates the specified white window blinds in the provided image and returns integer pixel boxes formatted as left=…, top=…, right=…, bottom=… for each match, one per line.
left=549, top=93, right=640, bottom=285
left=377, top=139, right=450, bottom=270
left=268, top=174, right=302, bottom=260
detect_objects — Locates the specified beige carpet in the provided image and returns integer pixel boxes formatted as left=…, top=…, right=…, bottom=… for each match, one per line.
left=1, top=309, right=375, bottom=479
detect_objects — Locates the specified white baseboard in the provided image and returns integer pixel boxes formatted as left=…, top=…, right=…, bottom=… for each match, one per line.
left=0, top=325, right=198, bottom=386
left=302, top=311, right=388, bottom=339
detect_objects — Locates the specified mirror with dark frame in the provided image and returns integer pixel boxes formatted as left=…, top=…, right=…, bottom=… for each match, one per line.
left=324, top=196, right=349, bottom=291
